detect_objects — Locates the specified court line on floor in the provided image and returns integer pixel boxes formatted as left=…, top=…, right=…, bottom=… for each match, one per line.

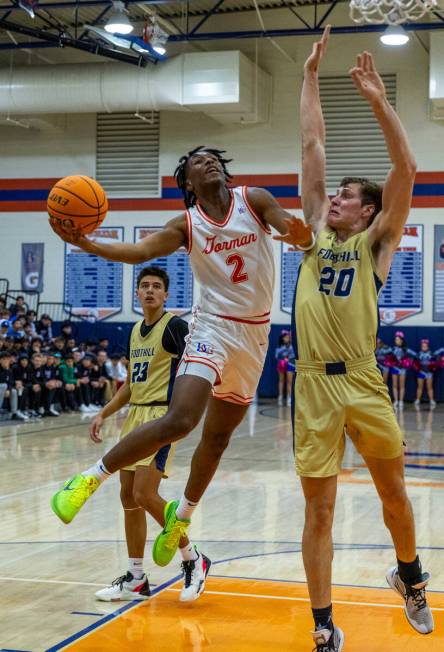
left=209, top=572, right=444, bottom=595
left=165, top=586, right=444, bottom=611
left=44, top=573, right=182, bottom=652
left=0, top=576, right=112, bottom=588
left=0, top=481, right=61, bottom=501
left=2, top=539, right=444, bottom=551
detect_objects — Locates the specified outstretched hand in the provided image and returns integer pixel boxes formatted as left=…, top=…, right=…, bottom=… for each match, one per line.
left=273, top=217, right=313, bottom=250
left=350, top=51, right=386, bottom=106
left=304, top=24, right=331, bottom=74
left=48, top=216, right=90, bottom=249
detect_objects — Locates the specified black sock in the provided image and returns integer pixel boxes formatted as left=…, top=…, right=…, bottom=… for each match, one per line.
left=397, top=555, right=423, bottom=586
left=312, top=605, right=333, bottom=631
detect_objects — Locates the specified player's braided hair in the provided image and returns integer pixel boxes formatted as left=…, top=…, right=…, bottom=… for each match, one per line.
left=174, top=145, right=233, bottom=208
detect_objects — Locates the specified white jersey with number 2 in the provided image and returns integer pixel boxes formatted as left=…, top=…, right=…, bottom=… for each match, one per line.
left=186, top=186, right=274, bottom=323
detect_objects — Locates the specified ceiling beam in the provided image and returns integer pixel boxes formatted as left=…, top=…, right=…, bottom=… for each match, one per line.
left=0, top=16, right=153, bottom=65
left=167, top=21, right=444, bottom=41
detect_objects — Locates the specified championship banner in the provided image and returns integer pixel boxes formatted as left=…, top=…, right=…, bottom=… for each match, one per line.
left=64, top=227, right=124, bottom=321
left=379, top=224, right=423, bottom=325
left=280, top=243, right=304, bottom=314
left=433, top=224, right=444, bottom=321
left=132, top=227, right=193, bottom=316
left=21, top=243, right=44, bottom=292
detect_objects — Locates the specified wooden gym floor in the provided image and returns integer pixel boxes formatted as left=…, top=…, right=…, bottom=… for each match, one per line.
left=0, top=401, right=443, bottom=651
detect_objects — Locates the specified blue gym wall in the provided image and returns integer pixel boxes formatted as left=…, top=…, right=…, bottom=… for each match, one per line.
left=55, top=321, right=444, bottom=403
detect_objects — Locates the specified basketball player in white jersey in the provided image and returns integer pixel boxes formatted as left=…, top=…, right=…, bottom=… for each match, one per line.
left=49, top=147, right=312, bottom=566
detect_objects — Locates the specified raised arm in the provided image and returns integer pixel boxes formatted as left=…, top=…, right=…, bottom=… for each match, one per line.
left=351, top=52, right=417, bottom=255
left=49, top=213, right=188, bottom=264
left=300, top=25, right=331, bottom=230
left=246, top=187, right=313, bottom=249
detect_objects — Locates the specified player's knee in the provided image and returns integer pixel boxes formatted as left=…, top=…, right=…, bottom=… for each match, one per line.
left=163, top=410, right=200, bottom=440
left=132, top=488, right=152, bottom=510
left=380, top=485, right=409, bottom=515
left=203, top=431, right=231, bottom=459
left=120, top=486, right=137, bottom=509
left=305, top=498, right=335, bottom=531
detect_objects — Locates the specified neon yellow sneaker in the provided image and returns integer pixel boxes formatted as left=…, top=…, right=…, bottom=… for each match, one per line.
left=152, top=500, right=190, bottom=567
left=50, top=474, right=99, bottom=524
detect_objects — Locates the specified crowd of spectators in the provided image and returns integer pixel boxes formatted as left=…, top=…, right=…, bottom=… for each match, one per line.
left=0, top=295, right=128, bottom=421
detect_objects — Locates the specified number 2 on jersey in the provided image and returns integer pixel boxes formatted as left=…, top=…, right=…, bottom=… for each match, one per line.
left=131, top=361, right=149, bottom=383
left=226, top=254, right=248, bottom=284
left=319, top=266, right=355, bottom=297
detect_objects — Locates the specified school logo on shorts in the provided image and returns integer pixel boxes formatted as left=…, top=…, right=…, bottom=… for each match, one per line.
left=196, top=342, right=214, bottom=354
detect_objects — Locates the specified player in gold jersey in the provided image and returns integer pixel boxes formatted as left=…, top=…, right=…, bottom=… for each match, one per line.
left=285, top=26, right=432, bottom=651
left=90, top=267, right=210, bottom=603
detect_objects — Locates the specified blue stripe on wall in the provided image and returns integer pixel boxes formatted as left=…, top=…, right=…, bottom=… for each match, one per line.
left=0, top=189, right=50, bottom=201
left=413, top=184, right=444, bottom=196
left=161, top=185, right=299, bottom=200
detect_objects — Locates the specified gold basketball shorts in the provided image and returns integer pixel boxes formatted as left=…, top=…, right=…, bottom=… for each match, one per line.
left=120, top=404, right=175, bottom=474
left=293, top=354, right=403, bottom=477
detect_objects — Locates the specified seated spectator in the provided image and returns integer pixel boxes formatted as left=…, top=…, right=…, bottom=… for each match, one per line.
left=13, top=353, right=32, bottom=417
left=0, top=320, right=10, bottom=341
left=8, top=295, right=26, bottom=316
left=43, top=353, right=62, bottom=416
left=36, top=314, right=54, bottom=342
left=98, top=337, right=110, bottom=353
left=58, top=353, right=78, bottom=412
left=90, top=349, right=112, bottom=406
left=106, top=353, right=128, bottom=394
left=52, top=336, right=66, bottom=356
left=29, top=352, right=46, bottom=417
left=65, top=337, right=76, bottom=353
left=60, top=321, right=74, bottom=341
left=7, top=317, right=25, bottom=340
left=0, top=350, right=26, bottom=420
left=26, top=309, right=37, bottom=335
left=75, top=354, right=97, bottom=413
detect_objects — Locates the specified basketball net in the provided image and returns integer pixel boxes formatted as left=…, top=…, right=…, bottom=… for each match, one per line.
left=350, top=0, right=443, bottom=24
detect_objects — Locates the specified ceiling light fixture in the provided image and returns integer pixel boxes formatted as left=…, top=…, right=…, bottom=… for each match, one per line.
left=380, top=25, right=410, bottom=46
left=105, top=1, right=133, bottom=35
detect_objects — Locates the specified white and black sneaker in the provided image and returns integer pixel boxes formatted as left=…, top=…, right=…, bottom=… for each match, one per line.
left=312, top=625, right=344, bottom=651
left=386, top=566, right=434, bottom=634
left=180, top=550, right=211, bottom=602
left=95, top=572, right=150, bottom=602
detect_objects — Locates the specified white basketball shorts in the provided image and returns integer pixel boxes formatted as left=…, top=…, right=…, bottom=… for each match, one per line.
left=176, top=309, right=270, bottom=405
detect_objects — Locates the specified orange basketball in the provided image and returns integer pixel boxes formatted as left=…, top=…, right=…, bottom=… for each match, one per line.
left=47, top=175, right=108, bottom=235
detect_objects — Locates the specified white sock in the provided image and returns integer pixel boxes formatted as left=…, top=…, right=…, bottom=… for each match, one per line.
left=176, top=494, right=198, bottom=520
left=83, top=458, right=111, bottom=483
left=179, top=543, right=199, bottom=562
left=128, top=558, right=145, bottom=579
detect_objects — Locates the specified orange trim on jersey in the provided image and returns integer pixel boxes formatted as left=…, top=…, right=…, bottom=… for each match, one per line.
left=216, top=389, right=254, bottom=400
left=214, top=313, right=270, bottom=325
left=212, top=391, right=253, bottom=405
left=242, top=186, right=272, bottom=234
left=181, top=355, right=222, bottom=383
left=185, top=210, right=192, bottom=254
left=196, top=190, right=234, bottom=227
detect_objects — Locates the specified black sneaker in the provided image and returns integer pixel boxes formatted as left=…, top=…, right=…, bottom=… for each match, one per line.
left=312, top=625, right=344, bottom=651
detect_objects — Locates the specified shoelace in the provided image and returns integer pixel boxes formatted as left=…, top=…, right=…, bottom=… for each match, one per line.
left=311, top=643, right=332, bottom=652
left=111, top=573, right=132, bottom=589
left=164, top=522, right=188, bottom=550
left=69, top=478, right=97, bottom=508
left=181, top=560, right=195, bottom=588
left=406, top=584, right=427, bottom=611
